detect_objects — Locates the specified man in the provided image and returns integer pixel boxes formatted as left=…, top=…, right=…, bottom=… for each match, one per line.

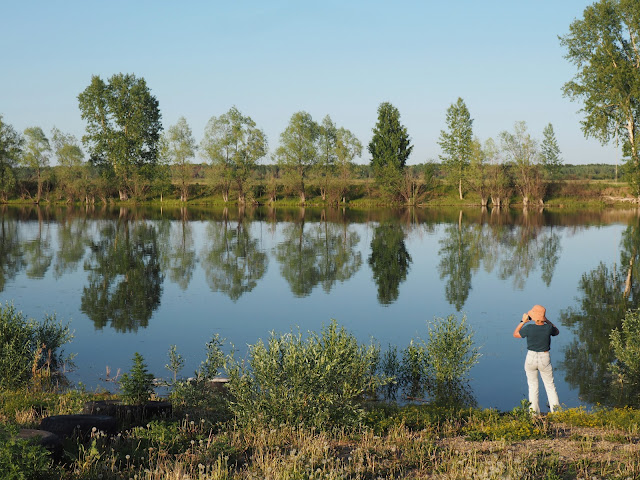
left=513, top=304, right=560, bottom=414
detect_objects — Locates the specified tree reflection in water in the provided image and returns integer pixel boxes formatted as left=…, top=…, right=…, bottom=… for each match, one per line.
left=559, top=222, right=640, bottom=407
left=157, top=210, right=197, bottom=290
left=275, top=210, right=362, bottom=297
left=368, top=222, right=411, bottom=305
left=81, top=220, right=164, bottom=332
left=0, top=214, right=24, bottom=291
left=200, top=217, right=267, bottom=301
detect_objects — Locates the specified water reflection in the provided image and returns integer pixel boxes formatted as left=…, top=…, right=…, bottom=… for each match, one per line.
left=201, top=216, right=267, bottom=301
left=0, top=214, right=24, bottom=291
left=559, top=221, right=640, bottom=406
left=81, top=220, right=164, bottom=332
left=157, top=213, right=197, bottom=290
left=275, top=210, right=362, bottom=297
left=54, top=217, right=88, bottom=278
left=368, top=222, right=412, bottom=305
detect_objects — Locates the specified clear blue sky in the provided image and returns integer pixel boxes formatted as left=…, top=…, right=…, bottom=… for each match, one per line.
left=1, top=0, right=621, bottom=165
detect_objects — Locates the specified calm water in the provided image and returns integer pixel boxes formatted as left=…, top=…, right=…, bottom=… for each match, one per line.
left=1, top=205, right=638, bottom=411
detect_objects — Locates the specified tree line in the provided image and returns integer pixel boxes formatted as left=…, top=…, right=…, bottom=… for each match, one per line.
left=1, top=0, right=638, bottom=206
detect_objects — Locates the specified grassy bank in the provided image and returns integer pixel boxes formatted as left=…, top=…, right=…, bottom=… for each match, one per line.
left=2, top=389, right=640, bottom=479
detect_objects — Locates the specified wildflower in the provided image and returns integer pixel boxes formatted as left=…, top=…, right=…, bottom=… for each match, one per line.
left=125, top=454, right=130, bottom=460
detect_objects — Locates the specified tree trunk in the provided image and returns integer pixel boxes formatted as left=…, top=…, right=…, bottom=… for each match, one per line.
left=119, top=190, right=128, bottom=201
left=459, top=178, right=463, bottom=200
left=481, top=196, right=488, bottom=207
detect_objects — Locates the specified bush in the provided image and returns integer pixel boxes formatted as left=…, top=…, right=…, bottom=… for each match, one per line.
left=0, top=303, right=73, bottom=390
left=226, top=320, right=386, bottom=430
left=119, top=352, right=155, bottom=404
left=0, top=424, right=58, bottom=480
left=610, top=308, right=640, bottom=406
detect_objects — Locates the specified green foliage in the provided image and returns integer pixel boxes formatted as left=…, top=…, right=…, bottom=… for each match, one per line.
left=160, top=116, right=196, bottom=202
left=0, top=424, right=57, bottom=480
left=0, top=115, right=23, bottom=201
left=425, top=314, right=480, bottom=384
left=226, top=320, right=386, bottom=430
left=610, top=308, right=640, bottom=405
left=275, top=111, right=319, bottom=203
left=540, top=123, right=563, bottom=180
left=560, top=0, right=640, bottom=191
left=368, top=102, right=413, bottom=199
left=198, top=334, right=225, bottom=381
left=78, top=73, right=162, bottom=200
left=201, top=107, right=267, bottom=204
left=368, top=222, right=412, bottom=304
left=438, top=97, right=473, bottom=200
left=165, top=344, right=184, bottom=384
left=0, top=303, right=73, bottom=390
left=119, top=352, right=155, bottom=404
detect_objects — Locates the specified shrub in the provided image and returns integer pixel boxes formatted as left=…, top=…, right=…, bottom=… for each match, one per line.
left=226, top=320, right=386, bottom=430
left=0, top=424, right=58, bottom=480
left=0, top=303, right=74, bottom=390
left=119, top=352, right=155, bottom=404
left=610, top=308, right=640, bottom=405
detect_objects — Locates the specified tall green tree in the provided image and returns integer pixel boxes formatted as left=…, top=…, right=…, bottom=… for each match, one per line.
left=275, top=111, right=319, bottom=204
left=0, top=115, right=22, bottom=202
left=560, top=0, right=640, bottom=193
left=368, top=102, right=413, bottom=200
left=21, top=127, right=51, bottom=203
left=51, top=127, right=84, bottom=202
left=438, top=98, right=473, bottom=200
left=161, top=116, right=196, bottom=202
left=540, top=123, right=563, bottom=181
left=201, top=107, right=267, bottom=204
left=78, top=73, right=162, bottom=200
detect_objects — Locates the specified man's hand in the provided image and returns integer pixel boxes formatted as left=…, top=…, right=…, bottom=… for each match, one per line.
left=522, top=313, right=530, bottom=323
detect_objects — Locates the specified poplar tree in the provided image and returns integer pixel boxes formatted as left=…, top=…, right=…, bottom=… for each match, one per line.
left=540, top=123, right=563, bottom=181
left=438, top=98, right=473, bottom=200
left=161, top=116, right=196, bottom=202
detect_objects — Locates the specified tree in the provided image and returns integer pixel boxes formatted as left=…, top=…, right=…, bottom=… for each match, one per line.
left=368, top=102, right=413, bottom=200
left=560, top=0, right=640, bottom=194
left=368, top=222, right=412, bottom=304
left=438, top=98, right=473, bottom=200
left=161, top=116, right=196, bottom=202
left=335, top=127, right=363, bottom=203
left=0, top=115, right=22, bottom=202
left=78, top=73, right=162, bottom=200
left=540, top=123, right=563, bottom=181
left=316, top=115, right=338, bottom=202
left=467, top=137, right=490, bottom=206
left=201, top=107, right=267, bottom=204
left=500, top=121, right=543, bottom=206
left=275, top=111, right=319, bottom=203
left=21, top=127, right=51, bottom=203
left=484, top=137, right=511, bottom=207
left=51, top=127, right=84, bottom=202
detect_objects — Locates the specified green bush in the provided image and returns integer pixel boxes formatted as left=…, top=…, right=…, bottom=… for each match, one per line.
left=610, top=308, right=640, bottom=406
left=0, top=424, right=59, bottom=480
left=0, top=303, right=74, bottom=389
left=119, top=352, right=155, bottom=404
left=226, top=320, right=386, bottom=430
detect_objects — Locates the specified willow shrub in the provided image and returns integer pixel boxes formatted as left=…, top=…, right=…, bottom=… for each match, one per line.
left=0, top=303, right=73, bottom=390
left=226, top=320, right=386, bottom=430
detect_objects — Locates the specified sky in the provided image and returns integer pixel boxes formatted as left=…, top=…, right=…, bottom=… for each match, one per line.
left=1, top=0, right=622, bottom=165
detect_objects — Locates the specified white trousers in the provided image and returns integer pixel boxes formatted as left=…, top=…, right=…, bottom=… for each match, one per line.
left=524, top=350, right=560, bottom=413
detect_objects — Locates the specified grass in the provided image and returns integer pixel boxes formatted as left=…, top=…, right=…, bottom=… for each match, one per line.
left=3, top=388, right=640, bottom=479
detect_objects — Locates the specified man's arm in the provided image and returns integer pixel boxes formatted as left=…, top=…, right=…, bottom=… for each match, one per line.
left=513, top=313, right=530, bottom=338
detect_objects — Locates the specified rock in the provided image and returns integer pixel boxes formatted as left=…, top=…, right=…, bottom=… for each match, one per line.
left=39, top=414, right=117, bottom=439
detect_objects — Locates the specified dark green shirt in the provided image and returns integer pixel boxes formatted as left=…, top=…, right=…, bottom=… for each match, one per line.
left=520, top=323, right=559, bottom=352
